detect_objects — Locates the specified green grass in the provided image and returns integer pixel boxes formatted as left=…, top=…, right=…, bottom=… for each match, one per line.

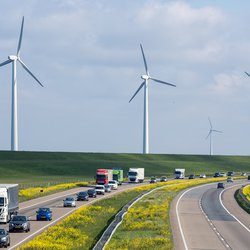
left=0, top=150, right=250, bottom=185
left=234, top=189, right=250, bottom=214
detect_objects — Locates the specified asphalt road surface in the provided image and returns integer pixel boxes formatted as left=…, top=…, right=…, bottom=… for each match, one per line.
left=170, top=180, right=250, bottom=250
left=1, top=182, right=146, bottom=249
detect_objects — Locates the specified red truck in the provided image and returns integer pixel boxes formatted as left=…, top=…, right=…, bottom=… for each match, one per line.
left=96, top=169, right=113, bottom=185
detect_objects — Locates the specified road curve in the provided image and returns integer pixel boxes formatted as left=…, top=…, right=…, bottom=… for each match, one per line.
left=170, top=180, right=250, bottom=250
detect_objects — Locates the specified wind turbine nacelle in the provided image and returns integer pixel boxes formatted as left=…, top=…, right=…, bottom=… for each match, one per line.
left=8, top=55, right=17, bottom=61
left=141, top=74, right=149, bottom=80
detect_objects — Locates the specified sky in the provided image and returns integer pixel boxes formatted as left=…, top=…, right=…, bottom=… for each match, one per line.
left=0, top=0, right=250, bottom=155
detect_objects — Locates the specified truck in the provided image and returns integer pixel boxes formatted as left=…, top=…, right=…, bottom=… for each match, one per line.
left=128, top=168, right=144, bottom=183
left=0, top=184, right=19, bottom=223
left=174, top=169, right=185, bottom=179
left=112, top=169, right=123, bottom=185
left=96, top=169, right=113, bottom=185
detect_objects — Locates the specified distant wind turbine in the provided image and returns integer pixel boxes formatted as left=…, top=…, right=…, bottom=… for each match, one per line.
left=206, top=117, right=223, bottom=156
left=0, top=16, right=44, bottom=151
left=129, top=44, right=176, bottom=154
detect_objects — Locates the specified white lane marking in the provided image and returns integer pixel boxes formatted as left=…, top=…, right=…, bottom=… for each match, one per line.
left=9, top=192, right=114, bottom=250
left=176, top=182, right=224, bottom=250
left=220, top=184, right=250, bottom=233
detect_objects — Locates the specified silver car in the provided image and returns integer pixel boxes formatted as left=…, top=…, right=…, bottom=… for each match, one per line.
left=63, top=197, right=76, bottom=207
left=104, top=184, right=111, bottom=192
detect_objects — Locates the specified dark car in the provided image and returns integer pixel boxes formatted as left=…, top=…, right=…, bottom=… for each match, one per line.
left=0, top=228, right=10, bottom=248
left=36, top=207, right=52, bottom=221
left=214, top=172, right=220, bottom=177
left=217, top=182, right=225, bottom=189
left=87, top=189, right=97, bottom=198
left=150, top=177, right=157, bottom=183
left=188, top=174, right=195, bottom=179
left=9, top=215, right=30, bottom=232
left=76, top=191, right=89, bottom=201
left=227, top=171, right=235, bottom=176
left=160, top=176, right=167, bottom=182
left=248, top=175, right=250, bottom=181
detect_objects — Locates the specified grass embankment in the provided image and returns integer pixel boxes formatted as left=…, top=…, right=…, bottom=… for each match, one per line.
left=235, top=184, right=250, bottom=214
left=19, top=178, right=225, bottom=250
left=0, top=150, right=250, bottom=186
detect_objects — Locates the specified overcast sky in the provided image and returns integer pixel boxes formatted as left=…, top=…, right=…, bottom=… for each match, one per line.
left=0, top=0, right=250, bottom=155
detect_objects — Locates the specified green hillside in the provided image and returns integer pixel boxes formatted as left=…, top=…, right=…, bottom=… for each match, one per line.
left=0, top=151, right=249, bottom=186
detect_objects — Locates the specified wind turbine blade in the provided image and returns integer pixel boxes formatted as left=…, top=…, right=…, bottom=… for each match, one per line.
left=205, top=130, right=212, bottom=140
left=208, top=117, right=212, bottom=128
left=150, top=77, right=176, bottom=87
left=17, top=16, right=24, bottom=57
left=129, top=81, right=145, bottom=103
left=0, top=59, right=12, bottom=67
left=140, top=44, right=149, bottom=75
left=213, top=129, right=223, bottom=133
left=18, top=59, right=44, bottom=87
left=245, top=71, right=250, bottom=77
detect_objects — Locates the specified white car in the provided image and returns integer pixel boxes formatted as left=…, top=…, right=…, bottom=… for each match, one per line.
left=95, top=185, right=105, bottom=195
left=63, top=197, right=76, bottom=207
left=199, top=174, right=206, bottom=178
left=108, top=180, right=118, bottom=190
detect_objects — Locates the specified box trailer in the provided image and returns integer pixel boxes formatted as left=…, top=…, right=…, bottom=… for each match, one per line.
left=128, top=168, right=144, bottom=183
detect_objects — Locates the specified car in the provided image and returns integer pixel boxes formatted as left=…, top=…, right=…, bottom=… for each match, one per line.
left=0, top=228, right=10, bottom=248
left=220, top=173, right=226, bottom=177
left=108, top=180, right=118, bottom=190
left=63, top=197, right=76, bottom=207
left=160, top=176, right=167, bottom=182
left=36, top=207, right=52, bottom=221
left=214, top=172, right=221, bottom=177
left=227, top=171, right=235, bottom=176
left=188, top=174, right=195, bottom=179
left=95, top=185, right=105, bottom=195
left=248, top=175, right=250, bottom=181
left=227, top=177, right=233, bottom=183
left=199, top=174, right=206, bottom=178
left=217, top=182, right=225, bottom=189
left=9, top=215, right=30, bottom=233
left=104, top=184, right=111, bottom=193
left=76, top=191, right=89, bottom=201
left=150, top=177, right=157, bottom=183
left=87, top=189, right=97, bottom=198
left=241, top=172, right=246, bottom=176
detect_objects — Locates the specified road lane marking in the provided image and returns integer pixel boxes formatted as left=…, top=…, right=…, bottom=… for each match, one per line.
left=220, top=184, right=250, bottom=233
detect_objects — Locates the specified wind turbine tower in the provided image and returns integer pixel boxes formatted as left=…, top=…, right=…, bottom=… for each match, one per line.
left=206, top=118, right=223, bottom=156
left=0, top=16, right=44, bottom=151
left=129, top=44, right=176, bottom=154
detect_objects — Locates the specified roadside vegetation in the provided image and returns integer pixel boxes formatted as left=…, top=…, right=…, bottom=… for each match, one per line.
left=19, top=178, right=225, bottom=250
left=235, top=184, right=250, bottom=214
left=242, top=184, right=250, bottom=201
left=19, top=182, right=88, bottom=202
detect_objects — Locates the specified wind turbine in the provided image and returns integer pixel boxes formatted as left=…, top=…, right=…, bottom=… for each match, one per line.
left=129, top=44, right=176, bottom=154
left=0, top=16, right=44, bottom=151
left=205, top=117, right=223, bottom=156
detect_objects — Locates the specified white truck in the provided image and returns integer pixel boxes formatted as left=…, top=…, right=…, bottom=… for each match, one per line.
left=174, top=169, right=185, bottom=179
left=128, top=168, right=144, bottom=183
left=0, top=184, right=19, bottom=223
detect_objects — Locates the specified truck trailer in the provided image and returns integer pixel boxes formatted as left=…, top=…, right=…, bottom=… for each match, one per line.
left=128, top=168, right=144, bottom=183
left=112, top=169, right=123, bottom=185
left=174, top=169, right=185, bottom=179
left=0, top=184, right=19, bottom=223
left=96, top=169, right=113, bottom=185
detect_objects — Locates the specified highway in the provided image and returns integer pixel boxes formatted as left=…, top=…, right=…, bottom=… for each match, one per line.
left=171, top=180, right=250, bottom=250
left=1, top=182, right=145, bottom=250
